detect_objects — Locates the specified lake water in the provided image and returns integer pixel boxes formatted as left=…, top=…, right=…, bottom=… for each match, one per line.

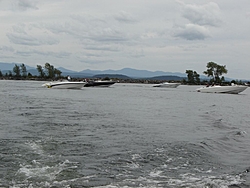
left=0, top=80, right=250, bottom=188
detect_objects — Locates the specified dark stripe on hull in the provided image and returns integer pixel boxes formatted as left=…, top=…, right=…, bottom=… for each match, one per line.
left=84, top=81, right=115, bottom=87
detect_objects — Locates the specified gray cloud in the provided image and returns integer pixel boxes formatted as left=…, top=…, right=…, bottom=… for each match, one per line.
left=7, top=32, right=59, bottom=46
left=16, top=50, right=71, bottom=58
left=84, top=44, right=121, bottom=52
left=79, top=58, right=114, bottom=65
left=0, top=46, right=15, bottom=52
left=89, top=28, right=128, bottom=43
left=114, top=11, right=137, bottom=23
left=0, top=0, right=38, bottom=11
left=7, top=33, right=41, bottom=46
left=44, top=15, right=129, bottom=45
left=182, top=2, right=222, bottom=27
left=173, top=2, right=221, bottom=41
left=246, top=11, right=250, bottom=18
left=174, top=24, right=210, bottom=40
left=41, top=21, right=82, bottom=37
left=7, top=23, right=59, bottom=46
left=17, top=0, right=38, bottom=11
left=129, top=49, right=145, bottom=58
left=0, top=0, right=250, bottom=79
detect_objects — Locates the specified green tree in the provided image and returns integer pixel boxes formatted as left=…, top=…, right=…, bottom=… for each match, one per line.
left=0, top=70, right=2, bottom=77
left=185, top=70, right=200, bottom=85
left=44, top=62, right=55, bottom=78
left=13, top=64, right=21, bottom=77
left=8, top=71, right=13, bottom=77
left=37, top=65, right=45, bottom=78
left=20, top=63, right=27, bottom=77
left=203, top=62, right=228, bottom=83
left=54, top=68, right=62, bottom=78
left=194, top=71, right=200, bottom=84
left=102, top=77, right=110, bottom=81
left=186, top=70, right=195, bottom=84
left=182, top=78, right=187, bottom=85
left=28, top=72, right=33, bottom=78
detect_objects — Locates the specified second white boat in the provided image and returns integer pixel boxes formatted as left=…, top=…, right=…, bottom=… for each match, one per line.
left=196, top=84, right=248, bottom=94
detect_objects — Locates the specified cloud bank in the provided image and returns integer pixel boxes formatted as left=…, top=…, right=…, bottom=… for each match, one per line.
left=0, top=0, right=249, bottom=79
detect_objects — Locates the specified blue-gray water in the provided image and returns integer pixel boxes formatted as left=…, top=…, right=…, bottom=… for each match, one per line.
left=1, top=80, right=250, bottom=188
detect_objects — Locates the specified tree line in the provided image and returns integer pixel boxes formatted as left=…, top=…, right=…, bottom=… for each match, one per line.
left=36, top=63, right=62, bottom=78
left=0, top=62, right=63, bottom=79
left=184, top=61, right=229, bottom=85
left=0, top=63, right=29, bottom=78
left=0, top=61, right=245, bottom=84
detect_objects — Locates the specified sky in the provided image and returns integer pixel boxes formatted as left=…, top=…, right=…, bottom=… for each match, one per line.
left=0, top=0, right=250, bottom=79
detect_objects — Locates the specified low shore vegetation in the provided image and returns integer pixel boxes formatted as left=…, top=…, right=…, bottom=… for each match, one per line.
left=0, top=62, right=248, bottom=86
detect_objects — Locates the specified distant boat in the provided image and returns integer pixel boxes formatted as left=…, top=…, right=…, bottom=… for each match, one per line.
left=42, top=80, right=86, bottom=89
left=153, top=82, right=180, bottom=88
left=196, top=84, right=248, bottom=94
left=245, top=83, right=250, bottom=87
left=84, top=80, right=115, bottom=87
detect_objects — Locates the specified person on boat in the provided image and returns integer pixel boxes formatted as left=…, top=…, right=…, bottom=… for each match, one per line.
left=67, top=75, right=71, bottom=81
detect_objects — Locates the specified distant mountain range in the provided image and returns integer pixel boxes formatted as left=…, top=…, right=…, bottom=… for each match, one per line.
left=1, top=62, right=242, bottom=81
left=0, top=62, right=189, bottom=80
left=0, top=62, right=35, bottom=70
left=78, top=67, right=187, bottom=78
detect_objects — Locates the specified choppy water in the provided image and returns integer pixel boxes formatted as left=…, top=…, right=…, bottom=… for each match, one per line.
left=0, top=80, right=250, bottom=188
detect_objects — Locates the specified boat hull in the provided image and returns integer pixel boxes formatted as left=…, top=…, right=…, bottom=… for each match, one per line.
left=153, top=82, right=180, bottom=88
left=42, top=81, right=86, bottom=89
left=84, top=81, right=115, bottom=87
left=196, top=85, right=248, bottom=94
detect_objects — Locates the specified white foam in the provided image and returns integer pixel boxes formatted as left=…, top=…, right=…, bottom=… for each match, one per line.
left=131, top=154, right=142, bottom=160
left=149, top=170, right=164, bottom=178
left=125, top=162, right=140, bottom=169
left=26, top=141, right=44, bottom=155
left=17, top=160, right=78, bottom=182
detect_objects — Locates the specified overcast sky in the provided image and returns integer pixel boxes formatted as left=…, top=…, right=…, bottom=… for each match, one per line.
left=1, top=0, right=250, bottom=79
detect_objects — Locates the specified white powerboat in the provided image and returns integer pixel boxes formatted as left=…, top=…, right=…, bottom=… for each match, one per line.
left=196, top=84, right=248, bottom=94
left=42, top=80, right=86, bottom=89
left=84, top=80, right=115, bottom=87
left=153, top=82, right=180, bottom=88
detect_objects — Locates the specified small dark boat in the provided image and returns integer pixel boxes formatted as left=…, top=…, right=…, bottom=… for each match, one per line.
left=84, top=80, right=115, bottom=87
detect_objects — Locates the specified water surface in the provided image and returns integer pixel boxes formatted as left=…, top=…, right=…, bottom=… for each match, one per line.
left=0, top=80, right=250, bottom=187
